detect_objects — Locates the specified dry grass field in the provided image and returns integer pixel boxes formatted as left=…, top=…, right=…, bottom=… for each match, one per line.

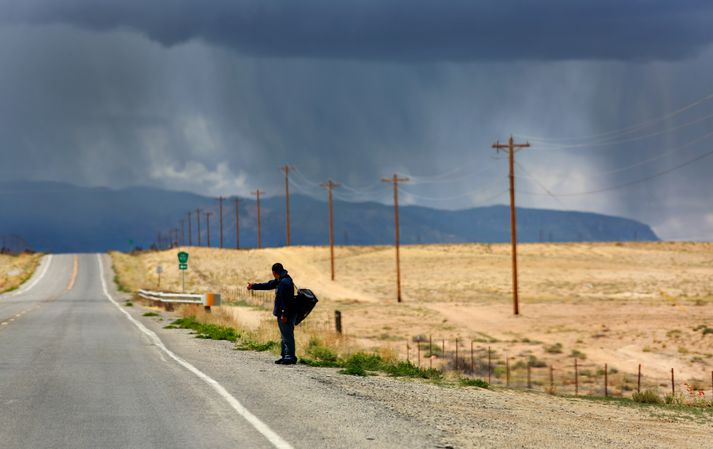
left=111, top=242, right=713, bottom=395
left=0, top=253, right=42, bottom=294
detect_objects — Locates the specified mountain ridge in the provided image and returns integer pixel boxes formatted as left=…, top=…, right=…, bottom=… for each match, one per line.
left=0, top=181, right=658, bottom=252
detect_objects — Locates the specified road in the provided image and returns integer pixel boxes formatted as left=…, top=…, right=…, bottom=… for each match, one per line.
left=0, top=254, right=444, bottom=449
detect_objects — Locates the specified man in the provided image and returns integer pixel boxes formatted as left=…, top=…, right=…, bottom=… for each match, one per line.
left=247, top=263, right=297, bottom=365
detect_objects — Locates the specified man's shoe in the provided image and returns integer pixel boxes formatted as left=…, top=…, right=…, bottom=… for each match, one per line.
left=281, top=358, right=297, bottom=365
left=274, top=358, right=286, bottom=364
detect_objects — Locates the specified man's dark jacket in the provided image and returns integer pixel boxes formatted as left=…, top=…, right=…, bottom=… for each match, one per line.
left=250, top=270, right=295, bottom=317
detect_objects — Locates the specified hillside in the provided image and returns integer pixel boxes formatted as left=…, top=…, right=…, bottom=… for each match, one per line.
left=0, top=181, right=658, bottom=252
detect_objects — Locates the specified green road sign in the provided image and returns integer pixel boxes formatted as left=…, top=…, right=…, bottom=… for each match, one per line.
left=178, top=251, right=189, bottom=264
left=179, top=263, right=188, bottom=270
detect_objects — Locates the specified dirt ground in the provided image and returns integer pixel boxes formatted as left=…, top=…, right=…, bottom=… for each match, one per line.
left=0, top=253, right=41, bottom=293
left=111, top=242, right=713, bottom=395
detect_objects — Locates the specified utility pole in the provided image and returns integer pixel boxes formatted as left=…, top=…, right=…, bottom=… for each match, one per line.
left=321, top=179, right=340, bottom=281
left=173, top=228, right=179, bottom=248
left=492, top=136, right=531, bottom=316
left=196, top=208, right=202, bottom=246
left=187, top=212, right=192, bottom=246
left=235, top=198, right=241, bottom=250
left=180, top=219, right=185, bottom=246
left=281, top=165, right=292, bottom=246
left=252, top=190, right=265, bottom=249
left=218, top=196, right=224, bottom=249
left=382, top=174, right=409, bottom=303
left=205, top=211, right=212, bottom=247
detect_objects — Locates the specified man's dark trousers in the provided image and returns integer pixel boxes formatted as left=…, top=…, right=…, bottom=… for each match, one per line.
left=277, top=314, right=297, bottom=361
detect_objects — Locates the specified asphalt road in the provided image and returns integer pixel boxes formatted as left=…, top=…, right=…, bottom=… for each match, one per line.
left=0, top=255, right=445, bottom=449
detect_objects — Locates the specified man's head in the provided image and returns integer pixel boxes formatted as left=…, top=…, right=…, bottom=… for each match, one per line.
left=272, top=263, right=285, bottom=279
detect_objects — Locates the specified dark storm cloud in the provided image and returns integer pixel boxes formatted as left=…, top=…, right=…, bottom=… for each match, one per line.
left=5, top=0, right=713, bottom=62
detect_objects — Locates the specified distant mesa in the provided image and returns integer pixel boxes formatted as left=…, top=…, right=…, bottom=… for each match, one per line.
left=0, top=181, right=658, bottom=253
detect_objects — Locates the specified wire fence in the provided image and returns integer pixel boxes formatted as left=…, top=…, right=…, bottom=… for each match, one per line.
left=219, top=287, right=274, bottom=309
left=401, top=337, right=713, bottom=402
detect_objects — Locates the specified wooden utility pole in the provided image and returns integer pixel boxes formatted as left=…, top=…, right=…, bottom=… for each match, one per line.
left=492, top=136, right=531, bottom=315
left=180, top=219, right=185, bottom=246
left=252, top=190, right=265, bottom=249
left=187, top=212, right=192, bottom=246
left=218, top=196, right=224, bottom=249
left=173, top=228, right=179, bottom=248
left=382, top=174, right=409, bottom=302
left=235, top=198, right=240, bottom=249
left=196, top=208, right=202, bottom=246
left=205, top=211, right=212, bottom=247
left=281, top=165, right=292, bottom=246
left=321, top=179, right=340, bottom=281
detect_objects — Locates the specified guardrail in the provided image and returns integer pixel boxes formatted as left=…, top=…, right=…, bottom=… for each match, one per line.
left=138, top=289, right=221, bottom=311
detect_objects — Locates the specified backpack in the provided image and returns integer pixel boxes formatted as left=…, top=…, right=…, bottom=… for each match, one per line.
left=294, top=288, right=318, bottom=325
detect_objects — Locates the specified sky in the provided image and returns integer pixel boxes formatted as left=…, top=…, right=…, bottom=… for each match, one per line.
left=1, top=0, right=713, bottom=240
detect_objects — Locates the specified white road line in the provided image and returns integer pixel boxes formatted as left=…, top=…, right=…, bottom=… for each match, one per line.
left=6, top=255, right=54, bottom=298
left=95, top=254, right=294, bottom=449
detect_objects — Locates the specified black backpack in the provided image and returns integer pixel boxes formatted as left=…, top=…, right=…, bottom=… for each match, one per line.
left=294, top=288, right=318, bottom=325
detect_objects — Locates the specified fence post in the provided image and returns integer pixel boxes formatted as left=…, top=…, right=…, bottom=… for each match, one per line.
left=455, top=338, right=459, bottom=371
left=506, top=356, right=510, bottom=387
left=334, top=310, right=342, bottom=334
left=604, top=364, right=608, bottom=397
left=429, top=335, right=433, bottom=370
left=637, top=364, right=641, bottom=394
left=417, top=339, right=421, bottom=367
left=470, top=340, right=474, bottom=373
left=574, top=358, right=578, bottom=396
left=406, top=341, right=410, bottom=364
left=549, top=365, right=554, bottom=394
left=527, top=363, right=532, bottom=389
left=488, top=346, right=492, bottom=384
left=671, top=368, right=675, bottom=396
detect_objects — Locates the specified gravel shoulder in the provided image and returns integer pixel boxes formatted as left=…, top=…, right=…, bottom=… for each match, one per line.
left=116, top=295, right=713, bottom=448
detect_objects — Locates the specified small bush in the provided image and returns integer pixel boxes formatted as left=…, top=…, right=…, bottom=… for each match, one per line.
left=383, top=361, right=442, bottom=380
left=632, top=390, right=663, bottom=404
left=171, top=316, right=240, bottom=342
left=570, top=349, right=587, bottom=360
left=124, top=301, right=133, bottom=307
left=545, top=343, right=563, bottom=354
left=339, top=353, right=384, bottom=376
left=143, top=312, right=160, bottom=317
left=303, top=338, right=340, bottom=367
left=528, top=355, right=547, bottom=368
left=460, top=378, right=489, bottom=388
left=236, top=334, right=278, bottom=351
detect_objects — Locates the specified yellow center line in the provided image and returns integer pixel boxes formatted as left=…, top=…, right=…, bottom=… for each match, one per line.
left=66, top=255, right=78, bottom=292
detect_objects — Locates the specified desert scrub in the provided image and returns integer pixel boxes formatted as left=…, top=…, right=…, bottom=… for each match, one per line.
left=0, top=253, right=42, bottom=294
left=545, top=343, right=563, bottom=354
left=143, top=312, right=160, bottom=317
left=236, top=334, right=279, bottom=352
left=459, top=378, right=489, bottom=388
left=167, top=316, right=240, bottom=342
left=632, top=390, right=663, bottom=405
left=570, top=349, right=587, bottom=359
left=300, top=338, right=340, bottom=367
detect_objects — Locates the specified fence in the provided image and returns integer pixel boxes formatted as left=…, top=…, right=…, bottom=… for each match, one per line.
left=219, top=286, right=274, bottom=310
left=401, top=337, right=713, bottom=402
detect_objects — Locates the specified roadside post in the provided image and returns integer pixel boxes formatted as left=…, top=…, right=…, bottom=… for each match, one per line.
left=178, top=251, right=189, bottom=292
left=156, top=265, right=163, bottom=288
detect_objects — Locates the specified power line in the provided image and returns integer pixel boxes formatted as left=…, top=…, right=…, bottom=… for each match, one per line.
left=533, top=112, right=713, bottom=151
left=517, top=145, right=713, bottom=197
left=516, top=89, right=713, bottom=143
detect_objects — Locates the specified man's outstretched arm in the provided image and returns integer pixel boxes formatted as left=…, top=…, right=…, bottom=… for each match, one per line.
left=247, top=279, right=279, bottom=290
